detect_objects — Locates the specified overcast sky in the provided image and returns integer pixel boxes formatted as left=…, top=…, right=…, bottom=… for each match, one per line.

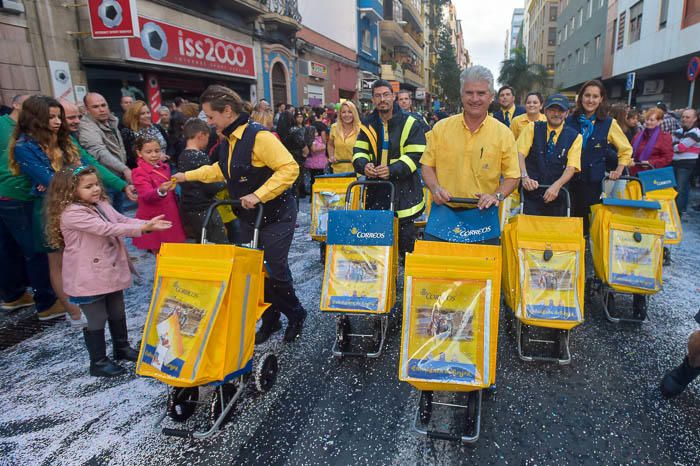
left=453, top=0, right=525, bottom=85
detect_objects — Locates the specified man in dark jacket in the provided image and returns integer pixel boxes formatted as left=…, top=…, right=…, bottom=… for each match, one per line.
left=492, top=85, right=525, bottom=128
left=353, top=80, right=426, bottom=258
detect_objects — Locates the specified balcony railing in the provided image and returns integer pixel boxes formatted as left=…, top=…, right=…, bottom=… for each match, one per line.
left=264, top=0, right=301, bottom=22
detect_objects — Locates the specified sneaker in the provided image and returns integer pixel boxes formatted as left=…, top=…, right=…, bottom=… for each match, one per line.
left=67, top=311, right=88, bottom=329
left=1, top=292, right=34, bottom=311
left=37, top=302, right=67, bottom=321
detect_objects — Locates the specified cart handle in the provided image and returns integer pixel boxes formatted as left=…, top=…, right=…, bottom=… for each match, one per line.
left=201, top=200, right=263, bottom=248
left=634, top=161, right=655, bottom=169
left=447, top=197, right=479, bottom=205
left=519, top=185, right=571, bottom=217
left=601, top=174, right=644, bottom=199
left=345, top=180, right=396, bottom=211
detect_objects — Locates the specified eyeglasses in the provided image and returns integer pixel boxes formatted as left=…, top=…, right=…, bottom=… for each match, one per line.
left=373, top=92, right=393, bottom=100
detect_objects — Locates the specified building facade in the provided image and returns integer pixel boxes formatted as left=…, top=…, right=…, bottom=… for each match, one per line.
left=602, top=0, right=700, bottom=109
left=526, top=0, right=558, bottom=73
left=554, top=0, right=608, bottom=91
left=505, top=8, right=525, bottom=59
left=357, top=0, right=384, bottom=104
left=297, top=0, right=358, bottom=106
left=0, top=1, right=302, bottom=112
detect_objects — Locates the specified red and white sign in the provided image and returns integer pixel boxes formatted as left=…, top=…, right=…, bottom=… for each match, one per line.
left=126, top=16, right=256, bottom=79
left=309, top=61, right=328, bottom=79
left=88, top=0, right=139, bottom=39
left=146, top=74, right=162, bottom=124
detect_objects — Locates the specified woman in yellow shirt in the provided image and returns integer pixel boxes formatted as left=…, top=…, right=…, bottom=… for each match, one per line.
left=328, top=101, right=360, bottom=174
left=510, top=92, right=546, bottom=141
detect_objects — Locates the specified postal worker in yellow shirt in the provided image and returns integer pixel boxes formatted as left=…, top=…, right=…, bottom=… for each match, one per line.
left=516, top=93, right=582, bottom=217
left=173, top=85, right=306, bottom=344
left=421, top=66, right=520, bottom=224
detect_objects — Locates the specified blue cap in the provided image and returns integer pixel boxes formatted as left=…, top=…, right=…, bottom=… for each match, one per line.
left=544, top=94, right=570, bottom=110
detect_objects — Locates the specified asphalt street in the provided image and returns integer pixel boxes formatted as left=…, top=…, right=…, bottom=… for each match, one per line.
left=1, top=199, right=699, bottom=465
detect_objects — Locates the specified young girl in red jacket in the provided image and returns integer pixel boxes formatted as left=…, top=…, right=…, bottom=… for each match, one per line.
left=45, top=166, right=172, bottom=377
left=131, top=135, right=186, bottom=252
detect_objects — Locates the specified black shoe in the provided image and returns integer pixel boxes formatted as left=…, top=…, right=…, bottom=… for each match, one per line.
left=660, top=356, right=700, bottom=398
left=663, top=247, right=672, bottom=266
left=255, top=319, right=282, bottom=344
left=83, top=329, right=126, bottom=377
left=283, top=314, right=306, bottom=343
left=632, top=294, right=647, bottom=320
left=108, top=318, right=139, bottom=362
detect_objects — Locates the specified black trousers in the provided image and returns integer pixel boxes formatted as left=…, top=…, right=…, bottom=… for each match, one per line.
left=569, top=180, right=602, bottom=235
left=522, top=192, right=568, bottom=217
left=238, top=200, right=305, bottom=326
left=398, top=219, right=417, bottom=257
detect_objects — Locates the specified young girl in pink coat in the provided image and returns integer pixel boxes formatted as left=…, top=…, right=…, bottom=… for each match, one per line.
left=45, top=166, right=172, bottom=377
left=130, top=135, right=186, bottom=252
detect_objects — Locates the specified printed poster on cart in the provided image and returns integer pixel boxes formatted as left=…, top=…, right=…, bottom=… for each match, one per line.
left=141, top=277, right=224, bottom=378
left=403, top=278, right=491, bottom=385
left=519, top=249, right=581, bottom=321
left=312, top=190, right=344, bottom=237
left=608, top=230, right=661, bottom=291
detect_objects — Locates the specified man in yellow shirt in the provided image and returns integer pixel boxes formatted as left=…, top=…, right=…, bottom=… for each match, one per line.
left=517, top=94, right=582, bottom=216
left=421, top=66, right=520, bottom=215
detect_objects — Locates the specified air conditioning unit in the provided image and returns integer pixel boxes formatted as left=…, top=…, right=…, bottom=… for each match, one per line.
left=642, top=79, right=664, bottom=96
left=298, top=60, right=310, bottom=76
left=0, top=0, right=25, bottom=14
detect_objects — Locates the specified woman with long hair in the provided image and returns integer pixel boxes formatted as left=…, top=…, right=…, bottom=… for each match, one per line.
left=9, top=95, right=83, bottom=323
left=328, top=100, right=360, bottom=174
left=173, top=85, right=307, bottom=344
left=510, top=92, right=546, bottom=141
left=565, top=80, right=632, bottom=233
left=121, top=100, right=169, bottom=165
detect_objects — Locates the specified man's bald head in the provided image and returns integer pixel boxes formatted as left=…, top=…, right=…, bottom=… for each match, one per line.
left=681, top=108, right=698, bottom=130
left=59, top=99, right=81, bottom=133
left=84, top=92, right=110, bottom=122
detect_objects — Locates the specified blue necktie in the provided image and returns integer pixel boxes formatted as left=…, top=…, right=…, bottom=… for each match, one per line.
left=504, top=110, right=510, bottom=126
left=546, top=130, right=556, bottom=160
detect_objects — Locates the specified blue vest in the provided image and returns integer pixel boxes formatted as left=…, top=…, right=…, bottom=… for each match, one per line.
left=566, top=115, right=612, bottom=183
left=526, top=122, right=579, bottom=185
left=217, top=121, right=293, bottom=226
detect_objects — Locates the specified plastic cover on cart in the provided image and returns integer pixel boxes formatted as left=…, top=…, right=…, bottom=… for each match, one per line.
left=625, top=168, right=682, bottom=244
left=310, top=174, right=359, bottom=241
left=136, top=243, right=268, bottom=387
left=320, top=209, right=397, bottom=314
left=400, top=242, right=501, bottom=392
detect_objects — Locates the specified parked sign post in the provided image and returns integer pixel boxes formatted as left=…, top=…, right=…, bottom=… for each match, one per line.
left=626, top=72, right=635, bottom=107
left=687, top=56, right=699, bottom=107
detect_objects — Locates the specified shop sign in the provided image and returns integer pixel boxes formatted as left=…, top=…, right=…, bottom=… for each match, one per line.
left=88, top=0, right=139, bottom=39
left=361, top=79, right=375, bottom=90
left=48, top=60, right=76, bottom=103
left=310, top=61, right=328, bottom=78
left=126, top=16, right=256, bottom=79
left=146, top=74, right=162, bottom=124
left=390, top=81, right=401, bottom=93
left=415, top=88, right=426, bottom=99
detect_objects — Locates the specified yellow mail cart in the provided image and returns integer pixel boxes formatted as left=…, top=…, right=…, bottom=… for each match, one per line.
left=320, top=180, right=398, bottom=358
left=310, top=172, right=359, bottom=263
left=137, top=202, right=276, bottom=439
left=502, top=186, right=585, bottom=364
left=400, top=198, right=501, bottom=444
left=588, top=176, right=665, bottom=323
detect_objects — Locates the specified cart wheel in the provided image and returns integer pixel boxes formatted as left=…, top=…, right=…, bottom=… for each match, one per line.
left=167, top=387, right=199, bottom=423
left=419, top=390, right=433, bottom=425
left=210, top=382, right=238, bottom=427
left=255, top=352, right=278, bottom=393
left=462, top=391, right=478, bottom=436
left=606, top=293, right=616, bottom=316
left=336, top=316, right=351, bottom=351
left=557, top=330, right=568, bottom=359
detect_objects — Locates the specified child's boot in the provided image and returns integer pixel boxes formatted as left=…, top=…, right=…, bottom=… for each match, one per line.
left=108, top=318, right=139, bottom=362
left=83, top=328, right=125, bottom=377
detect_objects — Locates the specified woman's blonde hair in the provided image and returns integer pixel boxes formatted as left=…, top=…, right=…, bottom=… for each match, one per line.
left=251, top=109, right=274, bottom=129
left=338, top=101, right=360, bottom=134
left=44, top=166, right=107, bottom=249
left=123, top=100, right=149, bottom=131
left=645, top=107, right=665, bottom=122
left=200, top=85, right=244, bottom=115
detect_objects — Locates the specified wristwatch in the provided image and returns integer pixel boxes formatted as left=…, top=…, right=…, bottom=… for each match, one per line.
left=495, top=192, right=505, bottom=202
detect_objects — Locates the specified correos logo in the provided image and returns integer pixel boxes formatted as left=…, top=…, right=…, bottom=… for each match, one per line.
left=177, top=30, right=247, bottom=67
left=652, top=179, right=671, bottom=186
left=351, top=227, right=385, bottom=239
left=452, top=225, right=492, bottom=237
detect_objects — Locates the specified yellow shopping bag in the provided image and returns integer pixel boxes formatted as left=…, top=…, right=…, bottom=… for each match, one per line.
left=502, top=214, right=585, bottom=330
left=136, top=243, right=268, bottom=387
left=399, top=241, right=501, bottom=392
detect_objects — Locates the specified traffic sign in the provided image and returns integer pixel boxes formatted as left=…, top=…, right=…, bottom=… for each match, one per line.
left=626, top=72, right=636, bottom=91
left=687, top=56, right=700, bottom=82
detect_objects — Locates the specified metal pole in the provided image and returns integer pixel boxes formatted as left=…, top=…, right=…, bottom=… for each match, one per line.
left=627, top=88, right=633, bottom=107
left=689, top=80, right=696, bottom=108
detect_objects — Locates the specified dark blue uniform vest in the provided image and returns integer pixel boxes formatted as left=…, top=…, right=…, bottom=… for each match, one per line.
left=566, top=115, right=612, bottom=183
left=217, top=121, right=293, bottom=227
left=526, top=121, right=579, bottom=185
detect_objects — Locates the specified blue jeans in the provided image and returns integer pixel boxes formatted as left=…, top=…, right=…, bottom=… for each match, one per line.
left=673, top=159, right=696, bottom=216
left=110, top=190, right=125, bottom=213
left=0, top=199, right=56, bottom=310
